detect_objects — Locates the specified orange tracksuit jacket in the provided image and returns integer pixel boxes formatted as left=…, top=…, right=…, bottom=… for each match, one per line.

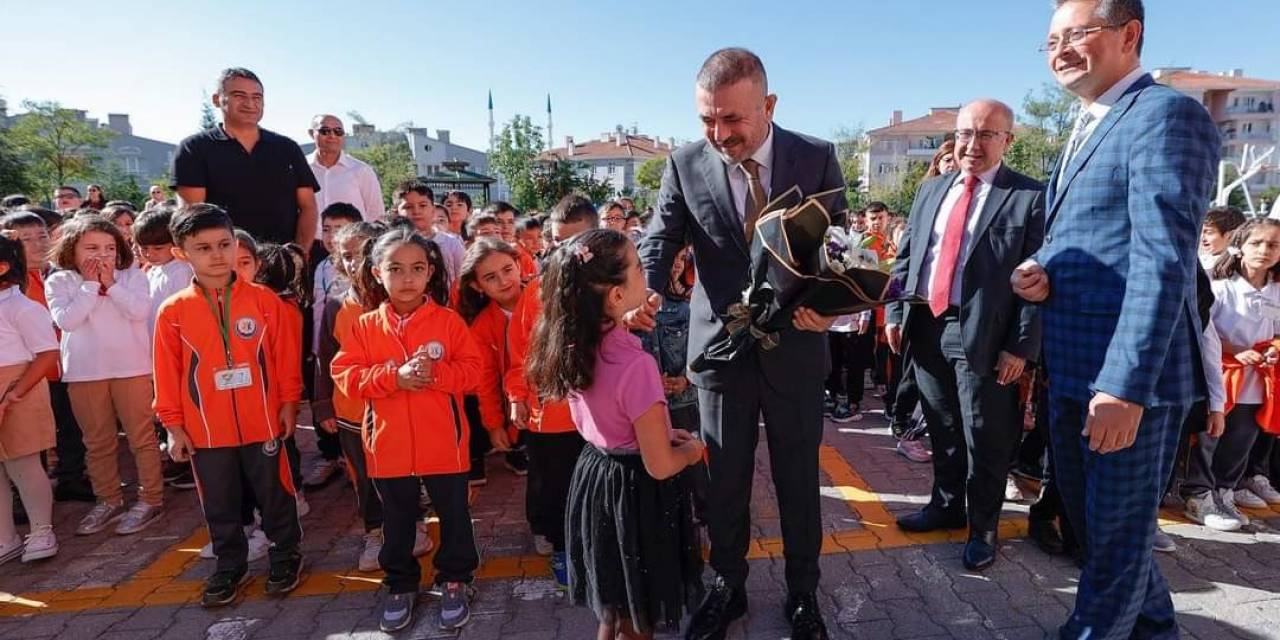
left=469, top=302, right=520, bottom=441
left=504, top=278, right=576, bottom=434
left=331, top=300, right=484, bottom=478
left=1222, top=339, right=1280, bottom=434
left=152, top=277, right=303, bottom=448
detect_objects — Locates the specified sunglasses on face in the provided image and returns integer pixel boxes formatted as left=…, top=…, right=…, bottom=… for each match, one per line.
left=315, top=127, right=345, bottom=137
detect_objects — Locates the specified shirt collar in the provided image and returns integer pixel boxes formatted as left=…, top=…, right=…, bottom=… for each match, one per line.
left=308, top=150, right=354, bottom=168
left=954, top=162, right=1002, bottom=187
left=1083, top=66, right=1146, bottom=120
left=0, top=287, right=16, bottom=302
left=727, top=124, right=774, bottom=172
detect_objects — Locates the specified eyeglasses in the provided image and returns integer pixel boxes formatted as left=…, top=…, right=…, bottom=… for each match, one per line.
left=954, top=129, right=1010, bottom=143
left=315, top=127, right=345, bottom=137
left=1038, top=24, right=1124, bottom=53
left=603, top=216, right=625, bottom=223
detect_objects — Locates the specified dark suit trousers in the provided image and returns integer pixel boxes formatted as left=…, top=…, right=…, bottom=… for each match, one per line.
left=908, top=309, right=1020, bottom=533
left=1048, top=393, right=1183, bottom=640
left=697, top=367, right=824, bottom=594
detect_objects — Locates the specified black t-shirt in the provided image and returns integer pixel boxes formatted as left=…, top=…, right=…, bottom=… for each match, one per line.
left=171, top=125, right=320, bottom=244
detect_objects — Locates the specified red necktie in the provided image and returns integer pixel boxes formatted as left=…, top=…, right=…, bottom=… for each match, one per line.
left=929, top=175, right=980, bottom=317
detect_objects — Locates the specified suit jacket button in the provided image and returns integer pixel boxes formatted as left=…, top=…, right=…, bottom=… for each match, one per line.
left=1044, top=234, right=1052, bottom=245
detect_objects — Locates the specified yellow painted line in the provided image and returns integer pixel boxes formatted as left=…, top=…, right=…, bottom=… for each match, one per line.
left=5, top=443, right=1276, bottom=618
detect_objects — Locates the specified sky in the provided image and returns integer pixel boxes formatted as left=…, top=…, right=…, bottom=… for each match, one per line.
left=3, top=0, right=1280, bottom=151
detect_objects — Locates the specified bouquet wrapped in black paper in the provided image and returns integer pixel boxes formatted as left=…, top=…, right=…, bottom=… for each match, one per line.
left=690, top=185, right=913, bottom=373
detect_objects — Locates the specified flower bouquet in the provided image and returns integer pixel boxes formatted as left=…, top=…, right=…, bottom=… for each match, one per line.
left=689, top=185, right=911, bottom=373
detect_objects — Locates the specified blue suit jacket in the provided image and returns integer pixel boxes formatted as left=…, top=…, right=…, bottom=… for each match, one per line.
left=1038, top=74, right=1221, bottom=407
left=638, top=125, right=846, bottom=396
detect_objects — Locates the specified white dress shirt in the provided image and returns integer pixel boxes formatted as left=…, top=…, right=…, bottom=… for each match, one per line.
left=307, top=151, right=386, bottom=229
left=725, top=126, right=774, bottom=221
left=1059, top=66, right=1147, bottom=183
left=1209, top=275, right=1280, bottom=405
left=917, top=164, right=1002, bottom=306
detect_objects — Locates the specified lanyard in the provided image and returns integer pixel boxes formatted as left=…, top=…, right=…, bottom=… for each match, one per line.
left=201, top=282, right=235, bottom=364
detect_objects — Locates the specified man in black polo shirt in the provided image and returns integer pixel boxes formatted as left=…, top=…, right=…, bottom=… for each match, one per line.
left=172, top=68, right=319, bottom=247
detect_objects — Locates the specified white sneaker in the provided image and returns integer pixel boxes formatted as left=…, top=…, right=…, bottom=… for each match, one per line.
left=295, top=493, right=311, bottom=519
left=1217, top=488, right=1250, bottom=526
left=22, top=525, right=58, bottom=562
left=532, top=534, right=554, bottom=556
left=199, top=525, right=267, bottom=560
left=1234, top=488, right=1269, bottom=510
left=0, top=534, right=21, bottom=565
left=359, top=529, right=383, bottom=572
left=412, top=521, right=434, bottom=557
left=246, top=527, right=270, bottom=562
left=1184, top=492, right=1241, bottom=531
left=1004, top=477, right=1026, bottom=502
left=1242, top=474, right=1280, bottom=505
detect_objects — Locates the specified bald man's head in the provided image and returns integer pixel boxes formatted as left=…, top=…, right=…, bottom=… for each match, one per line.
left=309, top=114, right=346, bottom=155
left=954, top=99, right=1015, bottom=176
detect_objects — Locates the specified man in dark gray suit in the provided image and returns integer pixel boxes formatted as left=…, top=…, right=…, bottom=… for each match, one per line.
left=634, top=48, right=845, bottom=640
left=885, top=99, right=1045, bottom=571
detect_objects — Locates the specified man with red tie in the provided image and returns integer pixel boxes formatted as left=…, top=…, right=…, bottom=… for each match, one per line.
left=884, top=99, right=1045, bottom=571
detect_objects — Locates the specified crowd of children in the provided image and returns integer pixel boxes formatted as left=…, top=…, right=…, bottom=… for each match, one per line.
left=9, top=176, right=1280, bottom=639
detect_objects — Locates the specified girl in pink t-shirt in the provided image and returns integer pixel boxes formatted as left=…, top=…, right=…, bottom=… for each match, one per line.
left=527, top=229, right=704, bottom=639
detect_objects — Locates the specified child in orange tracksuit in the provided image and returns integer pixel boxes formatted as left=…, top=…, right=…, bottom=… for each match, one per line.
left=153, top=204, right=304, bottom=608
left=331, top=227, right=484, bottom=633
left=505, top=195, right=597, bottom=586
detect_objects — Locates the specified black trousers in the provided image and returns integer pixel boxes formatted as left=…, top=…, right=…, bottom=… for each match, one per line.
left=465, top=396, right=491, bottom=473
left=1247, top=434, right=1276, bottom=481
left=825, top=330, right=874, bottom=406
left=889, top=361, right=925, bottom=440
left=1026, top=382, right=1078, bottom=549
left=338, top=428, right=382, bottom=531
left=315, top=428, right=342, bottom=463
left=877, top=342, right=905, bottom=417
left=670, top=403, right=708, bottom=524
left=192, top=442, right=302, bottom=575
left=698, top=370, right=824, bottom=594
left=373, top=473, right=476, bottom=593
left=908, top=310, right=1020, bottom=533
left=525, top=431, right=584, bottom=551
left=50, top=380, right=87, bottom=482
left=1184, top=404, right=1261, bottom=497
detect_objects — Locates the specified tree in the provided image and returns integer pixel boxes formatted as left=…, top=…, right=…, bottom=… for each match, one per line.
left=636, top=156, right=666, bottom=192
left=870, top=161, right=928, bottom=217
left=489, top=115, right=545, bottom=210
left=97, top=160, right=148, bottom=207
left=1005, top=83, right=1074, bottom=181
left=832, top=125, right=868, bottom=212
left=8, top=100, right=115, bottom=198
left=527, top=159, right=614, bottom=210
left=349, top=139, right=416, bottom=209
left=199, top=92, right=218, bottom=131
left=0, top=125, right=35, bottom=197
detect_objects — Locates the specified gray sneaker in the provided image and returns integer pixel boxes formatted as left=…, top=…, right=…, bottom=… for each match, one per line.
left=115, top=503, right=163, bottom=535
left=1216, top=488, right=1250, bottom=527
left=1183, top=492, right=1241, bottom=531
left=75, top=502, right=126, bottom=536
left=1152, top=528, right=1177, bottom=553
left=438, top=581, right=471, bottom=630
left=380, top=592, right=417, bottom=633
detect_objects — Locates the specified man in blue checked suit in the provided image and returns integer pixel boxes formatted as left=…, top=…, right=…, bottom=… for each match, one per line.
left=1012, top=1, right=1220, bottom=639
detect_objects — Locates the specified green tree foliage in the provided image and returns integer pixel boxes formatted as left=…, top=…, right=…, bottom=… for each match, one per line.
left=199, top=93, right=218, bottom=131
left=7, top=101, right=115, bottom=198
left=97, top=161, right=148, bottom=207
left=870, top=161, right=928, bottom=217
left=490, top=115, right=545, bottom=210
left=528, top=159, right=613, bottom=210
left=349, top=139, right=416, bottom=210
left=0, top=125, right=35, bottom=198
left=832, top=125, right=867, bottom=212
left=1005, top=83, right=1075, bottom=182
left=636, top=156, right=665, bottom=192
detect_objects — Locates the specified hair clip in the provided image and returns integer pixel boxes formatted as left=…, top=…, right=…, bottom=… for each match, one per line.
left=575, top=244, right=594, bottom=264
left=1227, top=246, right=1243, bottom=257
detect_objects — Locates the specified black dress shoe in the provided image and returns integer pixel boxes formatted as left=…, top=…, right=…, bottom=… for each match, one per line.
left=1028, top=519, right=1065, bottom=556
left=685, top=576, right=747, bottom=640
left=53, top=477, right=95, bottom=503
left=896, top=507, right=966, bottom=533
left=963, top=531, right=998, bottom=571
left=785, top=592, right=829, bottom=639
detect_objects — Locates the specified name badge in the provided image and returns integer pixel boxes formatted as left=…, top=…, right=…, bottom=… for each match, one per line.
left=214, top=364, right=253, bottom=391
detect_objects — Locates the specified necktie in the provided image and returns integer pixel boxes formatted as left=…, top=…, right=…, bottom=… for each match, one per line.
left=1064, top=110, right=1096, bottom=166
left=929, top=175, right=980, bottom=317
left=741, top=158, right=767, bottom=245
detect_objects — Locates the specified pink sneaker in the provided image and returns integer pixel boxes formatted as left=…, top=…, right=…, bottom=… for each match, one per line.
left=896, top=438, right=931, bottom=463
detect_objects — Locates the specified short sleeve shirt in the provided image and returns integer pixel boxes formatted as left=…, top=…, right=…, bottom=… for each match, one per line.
left=172, top=125, right=320, bottom=244
left=0, top=287, right=58, bottom=368
left=569, top=325, right=669, bottom=450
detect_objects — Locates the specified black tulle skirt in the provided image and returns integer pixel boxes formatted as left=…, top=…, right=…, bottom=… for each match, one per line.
left=565, top=444, right=704, bottom=633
